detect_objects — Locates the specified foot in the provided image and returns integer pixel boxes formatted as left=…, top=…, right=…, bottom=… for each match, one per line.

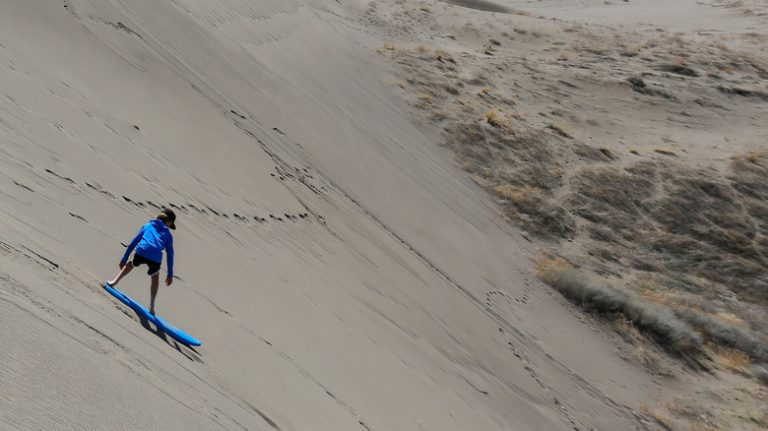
left=149, top=307, right=156, bottom=316
left=105, top=280, right=114, bottom=287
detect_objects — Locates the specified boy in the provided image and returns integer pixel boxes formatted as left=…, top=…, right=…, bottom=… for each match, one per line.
left=107, top=208, right=176, bottom=315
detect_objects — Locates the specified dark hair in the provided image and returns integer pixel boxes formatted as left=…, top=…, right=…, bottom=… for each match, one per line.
left=157, top=208, right=176, bottom=229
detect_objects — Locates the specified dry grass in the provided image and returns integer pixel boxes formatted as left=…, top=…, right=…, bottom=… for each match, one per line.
left=414, top=93, right=435, bottom=108
left=638, top=402, right=680, bottom=431
left=654, top=148, right=677, bottom=156
left=547, top=123, right=572, bottom=139
left=714, top=312, right=746, bottom=327
left=567, top=158, right=768, bottom=299
left=751, top=365, right=768, bottom=385
left=484, top=110, right=503, bottom=127
left=417, top=93, right=434, bottom=103
left=494, top=184, right=534, bottom=207
left=536, top=255, right=705, bottom=361
left=743, top=150, right=767, bottom=164
left=444, top=106, right=768, bottom=372
left=442, top=120, right=573, bottom=237
left=434, top=49, right=453, bottom=63
left=678, top=309, right=768, bottom=364
left=718, top=348, right=752, bottom=372
left=639, top=288, right=671, bottom=305
left=385, top=3, right=768, bottom=385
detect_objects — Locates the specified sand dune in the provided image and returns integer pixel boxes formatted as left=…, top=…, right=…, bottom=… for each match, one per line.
left=1, top=0, right=764, bottom=430
left=370, top=0, right=767, bottom=428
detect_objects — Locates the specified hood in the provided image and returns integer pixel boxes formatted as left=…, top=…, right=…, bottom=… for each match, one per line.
left=149, top=218, right=170, bottom=232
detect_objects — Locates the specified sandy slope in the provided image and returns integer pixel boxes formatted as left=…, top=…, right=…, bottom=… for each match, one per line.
left=365, top=0, right=767, bottom=428
left=0, top=0, right=720, bottom=430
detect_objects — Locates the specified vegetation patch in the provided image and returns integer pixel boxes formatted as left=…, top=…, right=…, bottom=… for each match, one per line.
left=537, top=255, right=705, bottom=363
left=380, top=5, right=768, bottom=394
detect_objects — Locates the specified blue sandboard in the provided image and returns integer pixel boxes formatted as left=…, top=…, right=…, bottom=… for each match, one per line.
left=103, top=283, right=202, bottom=347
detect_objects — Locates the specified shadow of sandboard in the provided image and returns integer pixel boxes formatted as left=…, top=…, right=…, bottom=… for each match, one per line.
left=103, top=283, right=202, bottom=347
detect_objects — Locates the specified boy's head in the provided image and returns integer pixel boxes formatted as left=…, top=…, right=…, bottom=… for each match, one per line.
left=157, top=208, right=177, bottom=230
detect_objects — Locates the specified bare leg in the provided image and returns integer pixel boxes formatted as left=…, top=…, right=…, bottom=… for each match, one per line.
left=149, top=273, right=159, bottom=315
left=107, top=262, right=134, bottom=286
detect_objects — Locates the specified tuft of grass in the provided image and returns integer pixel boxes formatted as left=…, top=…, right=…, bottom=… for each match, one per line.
left=416, top=94, right=434, bottom=104
left=548, top=123, right=572, bottom=139
left=751, top=365, right=768, bottom=385
left=744, top=150, right=767, bottom=164
left=638, top=403, right=680, bottom=431
left=627, top=76, right=675, bottom=99
left=654, top=148, right=677, bottom=156
left=494, top=185, right=534, bottom=208
left=677, top=309, right=768, bottom=363
left=434, top=49, right=453, bottom=63
left=714, top=311, right=746, bottom=327
left=484, top=110, right=503, bottom=127
left=658, top=63, right=699, bottom=77
left=537, top=255, right=704, bottom=361
left=481, top=110, right=520, bottom=134
left=718, top=348, right=752, bottom=372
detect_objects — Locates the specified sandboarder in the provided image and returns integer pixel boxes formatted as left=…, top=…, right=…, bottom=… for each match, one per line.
left=106, top=208, right=176, bottom=315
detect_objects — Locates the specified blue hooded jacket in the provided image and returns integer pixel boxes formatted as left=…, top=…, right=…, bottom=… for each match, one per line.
left=120, top=219, right=174, bottom=277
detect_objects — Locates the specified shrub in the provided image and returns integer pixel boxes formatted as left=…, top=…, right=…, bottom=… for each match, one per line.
left=677, top=309, right=768, bottom=363
left=537, top=256, right=704, bottom=360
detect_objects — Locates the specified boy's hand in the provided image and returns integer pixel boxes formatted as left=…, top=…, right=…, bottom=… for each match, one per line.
left=165, top=276, right=173, bottom=286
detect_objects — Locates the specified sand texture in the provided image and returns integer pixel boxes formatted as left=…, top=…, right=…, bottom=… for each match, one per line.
left=1, top=0, right=766, bottom=430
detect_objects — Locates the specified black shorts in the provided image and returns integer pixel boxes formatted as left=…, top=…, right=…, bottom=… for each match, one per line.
left=132, top=253, right=161, bottom=276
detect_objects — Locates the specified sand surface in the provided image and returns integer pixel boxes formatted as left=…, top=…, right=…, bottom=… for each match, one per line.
left=1, top=0, right=764, bottom=430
